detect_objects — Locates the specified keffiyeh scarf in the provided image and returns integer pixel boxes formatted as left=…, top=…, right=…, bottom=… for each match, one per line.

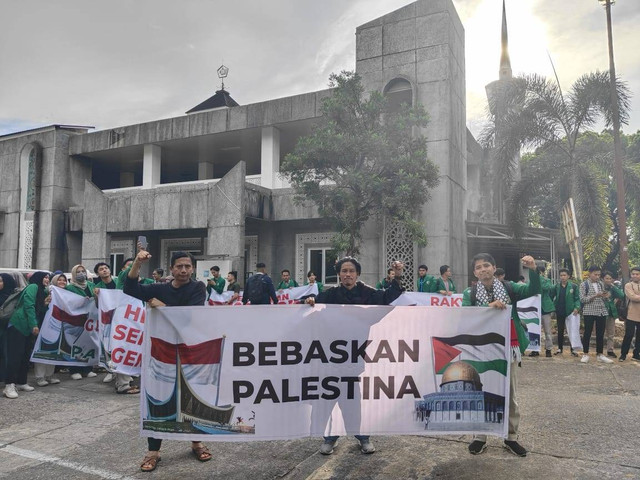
left=476, top=279, right=521, bottom=363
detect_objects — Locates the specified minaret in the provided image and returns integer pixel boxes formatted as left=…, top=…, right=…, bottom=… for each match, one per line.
left=485, top=0, right=518, bottom=223
left=498, top=0, right=512, bottom=80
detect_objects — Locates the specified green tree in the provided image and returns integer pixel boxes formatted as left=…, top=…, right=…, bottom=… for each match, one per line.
left=281, top=71, right=439, bottom=256
left=482, top=71, right=635, bottom=266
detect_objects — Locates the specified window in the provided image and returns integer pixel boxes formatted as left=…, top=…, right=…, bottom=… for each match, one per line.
left=308, top=248, right=337, bottom=285
left=110, top=253, right=125, bottom=274
left=384, top=78, right=413, bottom=114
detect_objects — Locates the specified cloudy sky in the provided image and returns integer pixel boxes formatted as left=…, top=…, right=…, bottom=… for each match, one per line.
left=1, top=0, right=638, bottom=138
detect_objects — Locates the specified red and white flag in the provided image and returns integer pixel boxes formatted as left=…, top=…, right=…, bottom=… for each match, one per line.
left=149, top=336, right=223, bottom=385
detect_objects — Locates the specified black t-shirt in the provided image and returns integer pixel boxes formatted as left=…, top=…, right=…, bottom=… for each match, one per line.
left=557, top=284, right=567, bottom=317
left=124, top=276, right=206, bottom=306
left=315, top=280, right=403, bottom=305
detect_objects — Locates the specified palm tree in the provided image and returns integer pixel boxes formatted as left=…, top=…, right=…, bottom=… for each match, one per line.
left=482, top=71, right=637, bottom=266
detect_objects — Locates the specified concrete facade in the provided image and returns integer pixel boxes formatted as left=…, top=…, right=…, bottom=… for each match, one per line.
left=0, top=0, right=493, bottom=288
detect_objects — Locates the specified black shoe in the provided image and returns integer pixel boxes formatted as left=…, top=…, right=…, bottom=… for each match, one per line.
left=468, top=440, right=487, bottom=455
left=607, top=351, right=617, bottom=358
left=545, top=349, right=552, bottom=358
left=528, top=351, right=539, bottom=357
left=619, top=356, right=626, bottom=362
left=504, top=440, right=527, bottom=457
left=632, top=356, right=640, bottom=362
left=570, top=351, right=579, bottom=357
left=554, top=350, right=563, bottom=356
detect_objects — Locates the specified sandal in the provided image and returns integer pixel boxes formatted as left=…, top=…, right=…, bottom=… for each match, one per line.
left=141, top=455, right=161, bottom=472
left=116, top=386, right=140, bottom=395
left=191, top=444, right=212, bottom=462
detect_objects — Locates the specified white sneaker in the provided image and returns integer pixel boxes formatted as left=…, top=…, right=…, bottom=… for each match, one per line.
left=36, top=378, right=49, bottom=387
left=47, top=377, right=61, bottom=385
left=87, top=371, right=98, bottom=378
left=16, top=384, right=34, bottom=392
left=3, top=383, right=18, bottom=399
left=71, top=373, right=82, bottom=380
left=103, top=373, right=114, bottom=383
left=580, top=354, right=589, bottom=363
left=597, top=354, right=614, bottom=364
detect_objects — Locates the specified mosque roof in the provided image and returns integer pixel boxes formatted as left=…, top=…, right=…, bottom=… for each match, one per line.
left=186, top=88, right=239, bottom=114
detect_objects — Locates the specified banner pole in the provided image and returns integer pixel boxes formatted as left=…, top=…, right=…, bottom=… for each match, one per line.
left=215, top=335, right=226, bottom=406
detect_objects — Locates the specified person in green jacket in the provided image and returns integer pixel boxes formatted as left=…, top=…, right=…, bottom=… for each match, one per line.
left=206, top=266, right=226, bottom=297
left=3, top=271, right=48, bottom=399
left=531, top=265, right=555, bottom=358
left=602, top=271, right=624, bottom=358
left=549, top=268, right=581, bottom=356
left=375, top=268, right=395, bottom=289
left=277, top=269, right=299, bottom=289
left=305, top=270, right=323, bottom=293
left=66, top=265, right=98, bottom=380
left=435, top=265, right=456, bottom=295
left=116, top=258, right=135, bottom=290
left=94, top=262, right=119, bottom=290
left=463, top=253, right=540, bottom=458
left=416, top=264, right=436, bottom=293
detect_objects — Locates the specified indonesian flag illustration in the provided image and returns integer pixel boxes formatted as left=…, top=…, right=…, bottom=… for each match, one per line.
left=150, top=336, right=223, bottom=385
left=39, top=287, right=92, bottom=345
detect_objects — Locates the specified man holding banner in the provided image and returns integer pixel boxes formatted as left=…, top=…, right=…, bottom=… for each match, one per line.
left=305, top=257, right=404, bottom=456
left=463, top=253, right=540, bottom=458
left=124, top=248, right=210, bottom=472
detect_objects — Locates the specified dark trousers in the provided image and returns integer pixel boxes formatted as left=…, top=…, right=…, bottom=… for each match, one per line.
left=620, top=320, right=640, bottom=358
left=69, top=366, right=93, bottom=375
left=557, top=313, right=567, bottom=350
left=148, top=437, right=162, bottom=451
left=5, top=327, right=31, bottom=385
left=582, top=315, right=606, bottom=354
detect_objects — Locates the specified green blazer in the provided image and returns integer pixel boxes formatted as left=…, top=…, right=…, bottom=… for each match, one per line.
left=462, top=268, right=541, bottom=354
left=416, top=275, right=437, bottom=293
left=9, top=284, right=39, bottom=336
left=117, top=267, right=153, bottom=290
left=66, top=282, right=96, bottom=298
left=539, top=276, right=555, bottom=314
left=550, top=281, right=581, bottom=314
left=604, top=284, right=625, bottom=318
left=207, top=276, right=226, bottom=296
left=434, top=277, right=456, bottom=294
left=277, top=279, right=299, bottom=289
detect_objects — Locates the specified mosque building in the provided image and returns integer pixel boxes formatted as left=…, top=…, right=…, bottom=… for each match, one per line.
left=415, top=361, right=505, bottom=431
left=0, top=0, right=565, bottom=286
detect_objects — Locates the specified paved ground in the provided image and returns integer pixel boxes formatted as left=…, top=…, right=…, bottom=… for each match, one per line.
left=1, top=353, right=639, bottom=480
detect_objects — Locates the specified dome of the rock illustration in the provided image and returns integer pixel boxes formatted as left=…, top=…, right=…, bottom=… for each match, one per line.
left=440, top=361, right=482, bottom=390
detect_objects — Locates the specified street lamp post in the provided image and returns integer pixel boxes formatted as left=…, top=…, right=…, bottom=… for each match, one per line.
left=598, top=0, right=629, bottom=281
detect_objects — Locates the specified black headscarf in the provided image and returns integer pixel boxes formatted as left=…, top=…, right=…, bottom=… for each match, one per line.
left=0, top=273, right=17, bottom=307
left=29, top=271, right=50, bottom=326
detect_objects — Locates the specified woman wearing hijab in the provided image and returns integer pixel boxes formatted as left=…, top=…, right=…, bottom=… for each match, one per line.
left=66, top=265, right=98, bottom=380
left=50, top=273, right=68, bottom=289
left=33, top=274, right=62, bottom=387
left=0, top=273, right=18, bottom=385
left=2, top=271, right=49, bottom=399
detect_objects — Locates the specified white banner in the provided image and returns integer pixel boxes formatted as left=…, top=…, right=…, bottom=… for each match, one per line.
left=391, top=292, right=463, bottom=307
left=98, top=289, right=146, bottom=376
left=207, top=284, right=319, bottom=306
left=141, top=305, right=511, bottom=441
left=31, top=286, right=101, bottom=366
left=516, top=295, right=542, bottom=352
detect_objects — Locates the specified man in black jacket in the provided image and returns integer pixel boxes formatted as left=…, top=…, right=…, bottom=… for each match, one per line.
left=124, top=249, right=209, bottom=472
left=305, top=257, right=404, bottom=455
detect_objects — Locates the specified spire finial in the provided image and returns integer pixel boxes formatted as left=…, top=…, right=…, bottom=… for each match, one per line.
left=499, top=0, right=512, bottom=80
left=217, top=64, right=229, bottom=90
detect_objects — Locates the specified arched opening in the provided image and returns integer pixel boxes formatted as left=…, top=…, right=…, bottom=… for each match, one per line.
left=384, top=78, right=413, bottom=113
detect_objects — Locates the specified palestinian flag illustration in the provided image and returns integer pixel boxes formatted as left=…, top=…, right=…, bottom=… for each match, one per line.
left=432, top=333, right=509, bottom=394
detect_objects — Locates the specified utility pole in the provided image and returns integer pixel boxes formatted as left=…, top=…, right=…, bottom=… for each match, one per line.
left=599, top=0, right=629, bottom=281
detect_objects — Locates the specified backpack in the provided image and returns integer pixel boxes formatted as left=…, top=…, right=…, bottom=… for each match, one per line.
left=245, top=274, right=267, bottom=304
left=0, top=288, right=24, bottom=333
